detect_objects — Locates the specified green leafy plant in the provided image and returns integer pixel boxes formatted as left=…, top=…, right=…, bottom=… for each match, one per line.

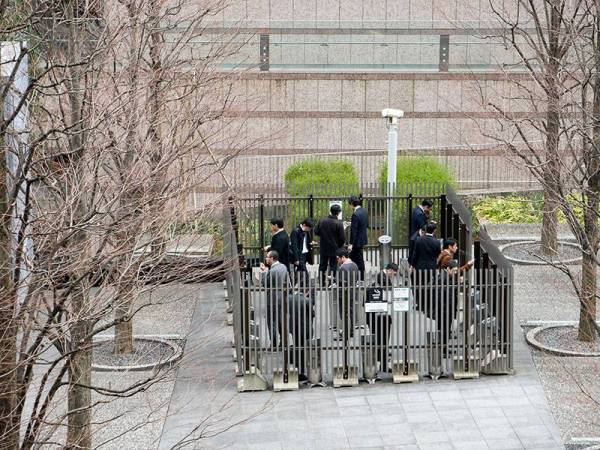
left=376, top=157, right=455, bottom=244
left=283, top=159, right=360, bottom=228
left=379, top=156, right=456, bottom=187
left=473, top=193, right=588, bottom=224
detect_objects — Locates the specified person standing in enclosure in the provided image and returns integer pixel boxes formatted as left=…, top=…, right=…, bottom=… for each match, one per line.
left=368, top=262, right=399, bottom=372
left=435, top=259, right=461, bottom=358
left=411, top=221, right=441, bottom=271
left=315, top=204, right=345, bottom=283
left=265, top=218, right=291, bottom=269
left=438, top=238, right=474, bottom=273
left=408, top=199, right=433, bottom=266
left=347, top=195, right=368, bottom=278
left=291, top=218, right=315, bottom=290
left=335, top=248, right=359, bottom=340
left=259, top=250, right=290, bottom=348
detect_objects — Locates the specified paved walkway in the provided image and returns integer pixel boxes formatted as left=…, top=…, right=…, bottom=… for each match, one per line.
left=159, top=283, right=564, bottom=450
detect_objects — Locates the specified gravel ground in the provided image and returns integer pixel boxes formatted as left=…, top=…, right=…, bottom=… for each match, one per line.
left=93, top=338, right=176, bottom=367
left=536, top=326, right=600, bottom=353
left=30, top=283, right=202, bottom=449
left=502, top=241, right=581, bottom=263
left=530, top=348, right=600, bottom=443
left=91, top=371, right=177, bottom=450
left=485, top=223, right=576, bottom=241
left=513, top=265, right=584, bottom=322
left=511, top=256, right=600, bottom=444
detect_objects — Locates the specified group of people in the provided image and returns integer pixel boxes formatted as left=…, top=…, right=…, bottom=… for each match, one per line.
left=257, top=195, right=476, bottom=377
left=261, top=195, right=369, bottom=285
left=408, top=199, right=474, bottom=274
left=263, top=196, right=473, bottom=283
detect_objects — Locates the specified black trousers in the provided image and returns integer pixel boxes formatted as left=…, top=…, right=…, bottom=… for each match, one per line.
left=266, top=297, right=282, bottom=348
left=294, top=254, right=310, bottom=290
left=349, top=246, right=365, bottom=278
left=366, top=313, right=392, bottom=371
left=318, top=254, right=337, bottom=283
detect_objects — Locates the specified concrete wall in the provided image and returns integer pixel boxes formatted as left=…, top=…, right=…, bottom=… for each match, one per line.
left=213, top=0, right=501, bottom=28
left=193, top=0, right=540, bottom=190
left=213, top=73, right=534, bottom=154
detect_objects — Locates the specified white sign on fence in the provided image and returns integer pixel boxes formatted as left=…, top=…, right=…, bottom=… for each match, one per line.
left=393, top=287, right=410, bottom=312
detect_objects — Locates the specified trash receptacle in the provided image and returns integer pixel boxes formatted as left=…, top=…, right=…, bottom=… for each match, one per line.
left=378, top=235, right=392, bottom=270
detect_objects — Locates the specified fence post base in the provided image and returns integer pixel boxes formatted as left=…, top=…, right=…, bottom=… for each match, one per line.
left=452, top=356, right=480, bottom=379
left=333, top=366, right=359, bottom=387
left=361, top=337, right=379, bottom=384
left=480, top=351, right=513, bottom=375
left=237, top=368, right=268, bottom=392
left=273, top=368, right=299, bottom=391
left=392, top=361, right=419, bottom=383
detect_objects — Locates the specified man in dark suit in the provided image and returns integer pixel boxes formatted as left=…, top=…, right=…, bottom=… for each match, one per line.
left=413, top=222, right=442, bottom=319
left=315, top=204, right=345, bottom=283
left=347, top=195, right=368, bottom=278
left=266, top=218, right=290, bottom=268
left=408, top=199, right=433, bottom=267
left=412, top=221, right=441, bottom=271
left=258, top=250, right=290, bottom=348
left=434, top=259, right=460, bottom=357
left=290, top=218, right=315, bottom=288
left=335, top=247, right=359, bottom=339
left=367, top=262, right=399, bottom=372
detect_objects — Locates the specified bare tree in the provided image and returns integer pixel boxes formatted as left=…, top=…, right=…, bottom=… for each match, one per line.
left=484, top=0, right=589, bottom=256
left=1, top=0, right=251, bottom=447
left=481, top=0, right=600, bottom=341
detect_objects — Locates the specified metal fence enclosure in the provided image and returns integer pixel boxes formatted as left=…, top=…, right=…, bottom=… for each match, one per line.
left=223, top=183, right=514, bottom=391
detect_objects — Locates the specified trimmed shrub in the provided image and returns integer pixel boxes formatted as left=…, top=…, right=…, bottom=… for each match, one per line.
left=281, top=159, right=360, bottom=237
left=284, top=159, right=359, bottom=197
left=377, top=157, right=456, bottom=244
left=379, top=156, right=456, bottom=187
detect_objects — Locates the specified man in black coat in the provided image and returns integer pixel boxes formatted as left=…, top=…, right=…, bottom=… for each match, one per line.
left=408, top=199, right=433, bottom=267
left=412, top=221, right=441, bottom=271
left=290, top=218, right=315, bottom=288
left=266, top=217, right=291, bottom=269
left=347, top=195, right=368, bottom=278
left=315, top=204, right=345, bottom=283
left=413, top=222, right=442, bottom=319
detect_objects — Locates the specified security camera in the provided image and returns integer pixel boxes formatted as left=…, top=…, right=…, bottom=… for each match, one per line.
left=381, top=108, right=404, bottom=124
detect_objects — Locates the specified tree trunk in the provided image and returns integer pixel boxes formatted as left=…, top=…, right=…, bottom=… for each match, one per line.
left=540, top=90, right=560, bottom=256
left=65, top=9, right=93, bottom=442
left=66, top=290, right=92, bottom=450
left=113, top=0, right=140, bottom=356
left=580, top=0, right=600, bottom=342
left=0, top=132, right=18, bottom=450
left=540, top=1, right=562, bottom=257
left=114, top=299, right=133, bottom=354
left=540, top=182, right=559, bottom=256
left=578, top=241, right=598, bottom=342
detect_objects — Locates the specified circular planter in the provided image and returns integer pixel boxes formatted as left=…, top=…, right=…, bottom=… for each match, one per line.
left=526, top=325, right=600, bottom=357
left=92, top=337, right=183, bottom=372
left=499, top=240, right=581, bottom=265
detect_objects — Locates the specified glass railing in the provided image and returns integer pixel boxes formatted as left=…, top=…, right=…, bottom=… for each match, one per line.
left=181, top=32, right=527, bottom=72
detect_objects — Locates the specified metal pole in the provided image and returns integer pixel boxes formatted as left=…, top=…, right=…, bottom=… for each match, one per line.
left=386, top=122, right=398, bottom=238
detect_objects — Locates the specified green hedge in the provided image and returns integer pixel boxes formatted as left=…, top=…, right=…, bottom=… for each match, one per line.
left=377, top=157, right=455, bottom=243
left=279, top=159, right=360, bottom=240
left=284, top=159, right=359, bottom=197
left=379, top=156, right=455, bottom=187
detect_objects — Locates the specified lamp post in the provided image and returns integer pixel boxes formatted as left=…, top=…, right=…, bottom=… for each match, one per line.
left=381, top=108, right=404, bottom=240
